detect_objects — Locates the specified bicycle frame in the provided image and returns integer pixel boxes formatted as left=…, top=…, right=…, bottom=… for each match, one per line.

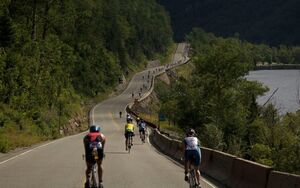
left=126, top=134, right=133, bottom=153
left=188, top=162, right=199, bottom=188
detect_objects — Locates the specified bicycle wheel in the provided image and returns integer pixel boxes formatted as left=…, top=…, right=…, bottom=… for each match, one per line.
left=189, top=170, right=197, bottom=188
left=127, top=138, right=131, bottom=153
left=91, top=164, right=99, bottom=188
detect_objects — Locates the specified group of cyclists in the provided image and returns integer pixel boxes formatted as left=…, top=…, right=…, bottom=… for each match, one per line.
left=83, top=114, right=202, bottom=188
left=124, top=115, right=147, bottom=150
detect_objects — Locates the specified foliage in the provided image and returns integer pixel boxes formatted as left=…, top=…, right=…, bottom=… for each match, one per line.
left=155, top=28, right=300, bottom=174
left=0, top=0, right=173, bottom=152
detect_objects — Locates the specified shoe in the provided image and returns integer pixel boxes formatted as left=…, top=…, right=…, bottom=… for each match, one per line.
left=184, top=174, right=189, bottom=181
left=99, top=182, right=103, bottom=188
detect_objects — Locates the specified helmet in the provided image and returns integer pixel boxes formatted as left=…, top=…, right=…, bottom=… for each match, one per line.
left=127, top=117, right=133, bottom=123
left=186, top=128, right=195, bottom=136
left=90, top=125, right=101, bottom=132
left=137, top=117, right=140, bottom=121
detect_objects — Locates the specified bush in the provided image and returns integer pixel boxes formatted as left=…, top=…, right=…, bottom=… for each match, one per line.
left=0, top=134, right=12, bottom=153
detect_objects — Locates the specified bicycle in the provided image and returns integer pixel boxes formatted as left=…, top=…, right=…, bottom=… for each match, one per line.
left=90, top=148, right=103, bottom=188
left=187, top=163, right=199, bottom=188
left=126, top=132, right=134, bottom=153
left=182, top=157, right=201, bottom=188
left=139, top=129, right=146, bottom=143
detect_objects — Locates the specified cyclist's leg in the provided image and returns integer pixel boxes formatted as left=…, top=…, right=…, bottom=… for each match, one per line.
left=125, top=132, right=129, bottom=150
left=130, top=132, right=133, bottom=146
left=85, top=161, right=93, bottom=186
left=139, top=130, right=142, bottom=139
left=184, top=150, right=190, bottom=181
left=97, top=161, right=103, bottom=186
left=97, top=149, right=104, bottom=184
left=192, top=150, right=201, bottom=185
left=141, top=129, right=145, bottom=141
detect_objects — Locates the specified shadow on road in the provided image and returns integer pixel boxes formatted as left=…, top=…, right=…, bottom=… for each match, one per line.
left=105, top=151, right=129, bottom=155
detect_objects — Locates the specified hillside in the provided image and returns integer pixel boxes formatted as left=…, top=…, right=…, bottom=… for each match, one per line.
left=158, top=0, right=300, bottom=45
left=0, top=0, right=173, bottom=152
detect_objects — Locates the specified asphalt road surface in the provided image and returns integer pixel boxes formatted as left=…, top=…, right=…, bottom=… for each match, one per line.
left=0, top=44, right=216, bottom=188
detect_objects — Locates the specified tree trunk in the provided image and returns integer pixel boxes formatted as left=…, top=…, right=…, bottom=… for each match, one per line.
left=31, top=0, right=37, bottom=40
left=42, top=1, right=50, bottom=39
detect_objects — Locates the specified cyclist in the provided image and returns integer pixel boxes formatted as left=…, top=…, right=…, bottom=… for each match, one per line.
left=83, top=125, right=106, bottom=188
left=138, top=119, right=146, bottom=142
left=124, top=117, right=134, bottom=150
left=183, top=128, right=201, bottom=188
left=136, top=117, right=141, bottom=124
left=126, top=114, right=131, bottom=121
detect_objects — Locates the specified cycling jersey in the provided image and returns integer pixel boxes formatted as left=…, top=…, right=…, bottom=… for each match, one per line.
left=183, top=136, right=201, bottom=166
left=184, top=137, right=199, bottom=150
left=125, top=123, right=134, bottom=132
left=83, top=132, right=106, bottom=162
left=138, top=122, right=146, bottom=131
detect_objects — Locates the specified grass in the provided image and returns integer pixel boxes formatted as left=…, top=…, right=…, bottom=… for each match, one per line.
left=135, top=112, right=184, bottom=138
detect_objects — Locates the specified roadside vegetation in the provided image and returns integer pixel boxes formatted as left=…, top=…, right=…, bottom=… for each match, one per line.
left=152, top=28, right=300, bottom=174
left=0, top=0, right=173, bottom=152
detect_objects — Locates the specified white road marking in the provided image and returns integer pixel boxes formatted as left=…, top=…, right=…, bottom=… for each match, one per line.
left=0, top=132, right=86, bottom=165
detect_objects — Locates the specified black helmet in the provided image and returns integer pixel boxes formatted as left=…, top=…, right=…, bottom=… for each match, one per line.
left=90, top=125, right=101, bottom=132
left=127, top=117, right=133, bottom=123
left=187, top=128, right=196, bottom=136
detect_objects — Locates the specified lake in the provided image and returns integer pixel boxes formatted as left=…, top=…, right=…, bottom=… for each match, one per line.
left=246, top=70, right=300, bottom=115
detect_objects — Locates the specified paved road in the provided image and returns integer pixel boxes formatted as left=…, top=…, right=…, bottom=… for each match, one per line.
left=0, top=44, right=215, bottom=188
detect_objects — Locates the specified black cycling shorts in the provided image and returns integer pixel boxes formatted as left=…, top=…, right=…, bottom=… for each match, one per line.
left=139, top=129, right=145, bottom=135
left=124, top=131, right=134, bottom=139
left=85, top=148, right=104, bottom=163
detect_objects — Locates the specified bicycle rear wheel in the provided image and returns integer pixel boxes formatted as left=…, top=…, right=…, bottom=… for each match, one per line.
left=91, top=164, right=99, bottom=188
left=189, top=170, right=197, bottom=188
left=126, top=137, right=131, bottom=153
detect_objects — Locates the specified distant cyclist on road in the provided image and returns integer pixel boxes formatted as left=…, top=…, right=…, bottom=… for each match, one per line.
left=183, top=128, right=201, bottom=188
left=138, top=119, right=146, bottom=142
left=126, top=114, right=132, bottom=121
left=124, top=117, right=135, bottom=150
left=83, top=125, right=106, bottom=188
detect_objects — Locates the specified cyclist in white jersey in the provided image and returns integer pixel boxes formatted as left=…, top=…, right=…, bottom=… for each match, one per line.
left=183, top=128, right=202, bottom=187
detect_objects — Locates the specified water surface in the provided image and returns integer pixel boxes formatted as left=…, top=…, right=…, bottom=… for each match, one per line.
left=246, top=70, right=300, bottom=114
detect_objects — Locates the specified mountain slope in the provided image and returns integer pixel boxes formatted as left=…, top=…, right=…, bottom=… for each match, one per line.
left=158, top=0, right=300, bottom=45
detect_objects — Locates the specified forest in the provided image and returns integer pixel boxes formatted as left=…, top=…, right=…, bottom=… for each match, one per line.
left=158, top=0, right=300, bottom=46
left=155, top=28, right=300, bottom=174
left=0, top=0, right=173, bottom=152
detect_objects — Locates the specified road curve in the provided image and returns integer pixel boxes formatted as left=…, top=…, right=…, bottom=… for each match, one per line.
left=0, top=43, right=215, bottom=188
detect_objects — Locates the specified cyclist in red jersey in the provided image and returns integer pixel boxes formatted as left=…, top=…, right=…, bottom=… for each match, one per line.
left=83, top=125, right=106, bottom=188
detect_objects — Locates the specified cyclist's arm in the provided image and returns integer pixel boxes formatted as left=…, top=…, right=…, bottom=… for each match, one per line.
left=101, top=135, right=106, bottom=150
left=182, top=140, right=187, bottom=158
left=83, top=136, right=88, bottom=152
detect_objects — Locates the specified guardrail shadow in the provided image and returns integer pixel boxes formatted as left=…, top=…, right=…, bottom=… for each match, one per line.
left=105, top=151, right=129, bottom=155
